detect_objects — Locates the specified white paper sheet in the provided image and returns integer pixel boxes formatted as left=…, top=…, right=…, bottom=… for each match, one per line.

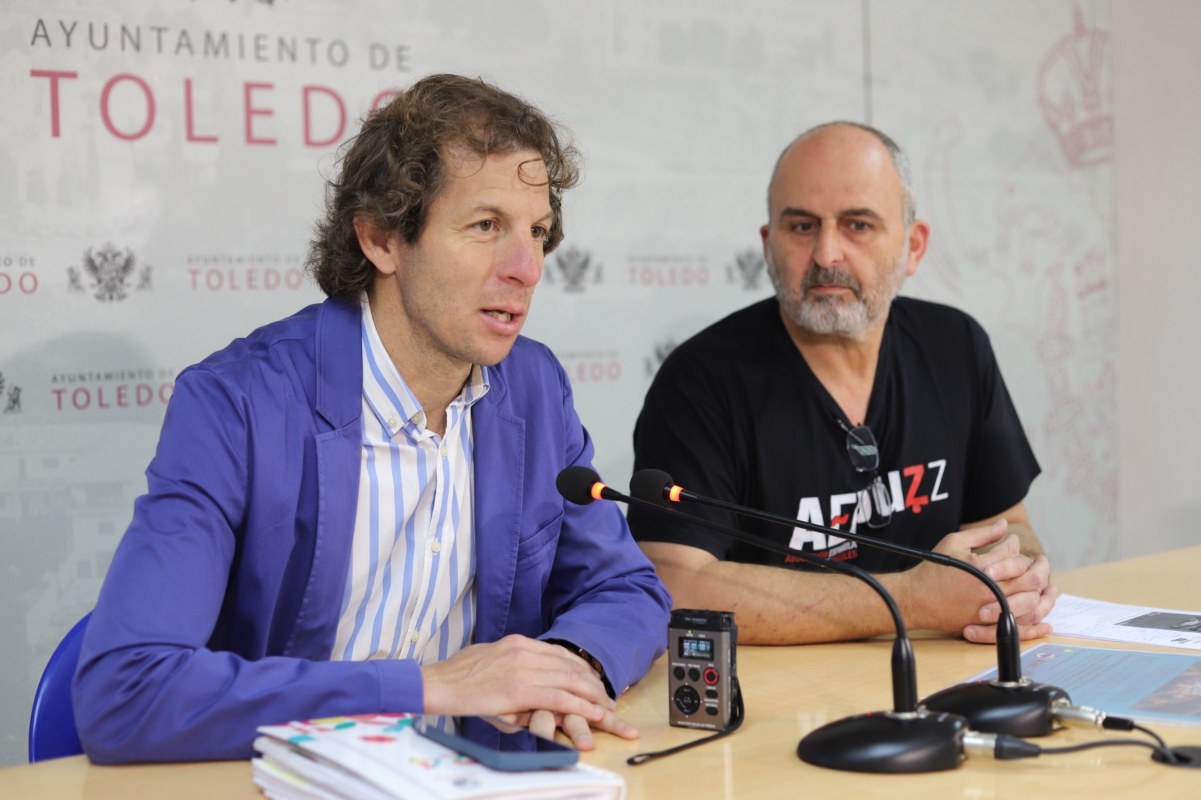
left=1045, top=594, right=1201, bottom=650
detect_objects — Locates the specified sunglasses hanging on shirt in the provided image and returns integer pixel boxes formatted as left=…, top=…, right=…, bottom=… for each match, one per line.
left=835, top=417, right=893, bottom=529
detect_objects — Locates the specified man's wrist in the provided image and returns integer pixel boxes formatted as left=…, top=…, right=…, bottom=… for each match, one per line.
left=545, top=638, right=614, bottom=698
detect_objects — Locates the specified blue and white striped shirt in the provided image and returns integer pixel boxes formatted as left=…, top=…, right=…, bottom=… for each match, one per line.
left=330, top=297, right=487, bottom=672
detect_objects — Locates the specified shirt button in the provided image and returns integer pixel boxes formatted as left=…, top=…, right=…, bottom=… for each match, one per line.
left=439, top=444, right=448, bottom=457
left=410, top=631, right=420, bottom=643
left=386, top=416, right=399, bottom=431
left=430, top=540, right=442, bottom=553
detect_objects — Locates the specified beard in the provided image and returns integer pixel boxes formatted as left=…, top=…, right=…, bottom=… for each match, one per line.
left=768, top=247, right=908, bottom=338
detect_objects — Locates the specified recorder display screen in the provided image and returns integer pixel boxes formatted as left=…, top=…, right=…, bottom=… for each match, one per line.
left=679, top=636, right=714, bottom=661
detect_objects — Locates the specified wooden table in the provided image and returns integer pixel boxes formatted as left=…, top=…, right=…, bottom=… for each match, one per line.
left=4, top=545, right=1199, bottom=798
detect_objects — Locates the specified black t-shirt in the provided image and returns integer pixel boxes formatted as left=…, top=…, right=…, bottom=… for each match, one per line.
left=629, top=296, right=1040, bottom=572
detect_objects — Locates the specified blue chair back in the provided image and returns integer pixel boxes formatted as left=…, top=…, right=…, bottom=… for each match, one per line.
left=28, top=613, right=90, bottom=762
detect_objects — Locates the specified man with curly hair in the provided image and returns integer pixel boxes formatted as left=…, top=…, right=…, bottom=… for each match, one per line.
left=74, top=74, right=670, bottom=763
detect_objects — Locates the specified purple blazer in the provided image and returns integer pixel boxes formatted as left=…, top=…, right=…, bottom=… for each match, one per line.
left=73, top=298, right=670, bottom=762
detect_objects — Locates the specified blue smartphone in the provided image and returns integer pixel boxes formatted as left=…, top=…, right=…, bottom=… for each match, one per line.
left=415, top=719, right=579, bottom=772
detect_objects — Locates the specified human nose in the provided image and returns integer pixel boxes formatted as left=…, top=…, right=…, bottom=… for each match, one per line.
left=813, top=227, right=845, bottom=268
left=499, top=232, right=543, bottom=287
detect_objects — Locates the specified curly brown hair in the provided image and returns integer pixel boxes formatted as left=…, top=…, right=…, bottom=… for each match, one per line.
left=306, top=73, right=581, bottom=299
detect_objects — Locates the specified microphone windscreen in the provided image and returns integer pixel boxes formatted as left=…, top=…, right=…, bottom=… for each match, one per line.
left=630, top=469, right=674, bottom=505
left=557, top=465, right=602, bottom=505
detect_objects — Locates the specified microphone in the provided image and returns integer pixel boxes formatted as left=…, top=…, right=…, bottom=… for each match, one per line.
left=629, top=468, right=1069, bottom=737
left=558, top=466, right=970, bottom=773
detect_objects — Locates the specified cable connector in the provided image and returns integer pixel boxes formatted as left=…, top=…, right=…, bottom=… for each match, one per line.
left=969, top=716, right=1189, bottom=764
left=963, top=731, right=1041, bottom=760
left=1052, top=699, right=1108, bottom=730
left=1101, top=715, right=1136, bottom=732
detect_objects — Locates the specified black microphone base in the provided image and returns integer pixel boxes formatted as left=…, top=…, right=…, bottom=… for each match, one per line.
left=1152, top=745, right=1201, bottom=767
left=797, top=710, right=968, bottom=773
left=921, top=680, right=1069, bottom=737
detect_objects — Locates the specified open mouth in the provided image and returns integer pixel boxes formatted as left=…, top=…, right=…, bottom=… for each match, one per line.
left=485, top=310, right=514, bottom=323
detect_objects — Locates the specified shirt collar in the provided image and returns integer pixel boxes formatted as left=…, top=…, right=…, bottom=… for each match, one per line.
left=359, top=294, right=490, bottom=437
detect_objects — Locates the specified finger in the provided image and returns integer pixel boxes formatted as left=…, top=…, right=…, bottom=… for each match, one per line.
left=1018, top=622, right=1053, bottom=640
left=983, top=584, right=1048, bottom=621
left=1014, top=585, right=1059, bottom=626
left=545, top=667, right=614, bottom=711
left=490, top=712, right=526, bottom=730
left=981, top=553, right=1034, bottom=583
left=478, top=668, right=606, bottom=723
left=1002, top=587, right=1045, bottom=617
left=483, top=713, right=530, bottom=735
left=547, top=650, right=618, bottom=711
left=979, top=553, right=1050, bottom=604
left=961, top=623, right=997, bottom=644
left=528, top=709, right=557, bottom=741
left=424, top=637, right=615, bottom=720
left=589, top=708, right=639, bottom=741
left=980, top=580, right=1053, bottom=625
left=1041, top=584, right=1059, bottom=614
left=522, top=647, right=615, bottom=710
left=508, top=659, right=613, bottom=713
left=951, top=519, right=1010, bottom=552
left=559, top=713, right=595, bottom=751
left=998, top=554, right=1050, bottom=588
left=962, top=620, right=1052, bottom=643
left=519, top=685, right=608, bottom=724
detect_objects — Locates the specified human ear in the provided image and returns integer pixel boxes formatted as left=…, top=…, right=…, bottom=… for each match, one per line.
left=354, top=216, right=401, bottom=276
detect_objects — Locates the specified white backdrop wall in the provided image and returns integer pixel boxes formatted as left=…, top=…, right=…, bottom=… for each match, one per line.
left=0, top=0, right=1133, bottom=765
left=1113, top=0, right=1201, bottom=564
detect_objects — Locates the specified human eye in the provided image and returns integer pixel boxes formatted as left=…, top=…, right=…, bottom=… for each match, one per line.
left=845, top=218, right=872, bottom=233
left=531, top=224, right=549, bottom=243
left=789, top=219, right=816, bottom=234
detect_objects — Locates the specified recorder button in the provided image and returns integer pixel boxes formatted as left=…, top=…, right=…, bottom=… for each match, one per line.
left=673, top=685, right=701, bottom=716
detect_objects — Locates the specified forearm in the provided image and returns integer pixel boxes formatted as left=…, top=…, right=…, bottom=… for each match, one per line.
left=545, top=454, right=671, bottom=693
left=656, top=556, right=908, bottom=645
left=75, top=646, right=421, bottom=763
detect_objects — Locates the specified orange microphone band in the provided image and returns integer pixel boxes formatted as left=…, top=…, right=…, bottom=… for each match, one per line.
left=668, top=485, right=683, bottom=503
left=590, top=482, right=607, bottom=501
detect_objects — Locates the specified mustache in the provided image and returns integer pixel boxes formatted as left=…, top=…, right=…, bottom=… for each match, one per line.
left=802, top=265, right=861, bottom=293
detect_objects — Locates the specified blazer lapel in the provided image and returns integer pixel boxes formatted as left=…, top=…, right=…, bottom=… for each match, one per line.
left=287, top=299, right=363, bottom=657
left=471, top=370, right=524, bottom=644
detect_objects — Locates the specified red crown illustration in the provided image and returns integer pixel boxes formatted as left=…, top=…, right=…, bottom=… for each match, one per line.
left=1038, top=8, right=1113, bottom=168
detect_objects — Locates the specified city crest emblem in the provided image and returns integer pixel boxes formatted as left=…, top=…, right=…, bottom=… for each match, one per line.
left=547, top=246, right=601, bottom=292
left=68, top=243, right=153, bottom=302
left=727, top=248, right=766, bottom=290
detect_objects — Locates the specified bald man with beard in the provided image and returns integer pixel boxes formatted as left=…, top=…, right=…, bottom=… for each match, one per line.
left=629, top=122, right=1057, bottom=646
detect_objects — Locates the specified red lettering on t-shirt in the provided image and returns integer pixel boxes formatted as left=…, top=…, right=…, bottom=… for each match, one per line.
left=903, top=464, right=930, bottom=514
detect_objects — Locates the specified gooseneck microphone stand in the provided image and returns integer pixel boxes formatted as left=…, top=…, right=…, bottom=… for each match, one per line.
left=557, top=466, right=969, bottom=773
left=629, top=468, right=1070, bottom=737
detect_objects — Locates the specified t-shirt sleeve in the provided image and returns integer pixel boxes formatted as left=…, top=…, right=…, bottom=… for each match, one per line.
left=960, top=320, right=1042, bottom=523
left=628, top=348, right=747, bottom=559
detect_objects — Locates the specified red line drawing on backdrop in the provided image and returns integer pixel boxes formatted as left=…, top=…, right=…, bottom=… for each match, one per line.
left=1035, top=248, right=1117, bottom=526
left=916, top=8, right=1117, bottom=539
left=1038, top=7, right=1113, bottom=169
